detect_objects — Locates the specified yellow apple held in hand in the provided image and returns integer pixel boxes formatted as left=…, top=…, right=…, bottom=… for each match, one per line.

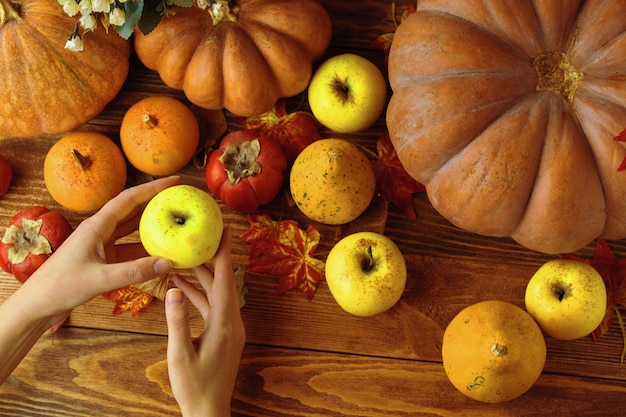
left=139, top=184, right=223, bottom=269
left=524, top=259, right=607, bottom=340
left=325, top=232, right=407, bottom=317
left=308, top=53, right=387, bottom=133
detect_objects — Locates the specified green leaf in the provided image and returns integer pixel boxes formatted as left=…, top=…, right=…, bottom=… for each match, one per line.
left=114, top=0, right=144, bottom=40
left=137, top=0, right=165, bottom=35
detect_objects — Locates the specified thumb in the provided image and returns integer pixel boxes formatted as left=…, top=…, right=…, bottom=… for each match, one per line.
left=165, top=288, right=194, bottom=361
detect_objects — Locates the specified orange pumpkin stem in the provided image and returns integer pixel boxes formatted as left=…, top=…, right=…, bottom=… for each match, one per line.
left=0, top=0, right=20, bottom=27
left=201, top=0, right=240, bottom=25
left=142, top=113, right=158, bottom=128
left=533, top=51, right=582, bottom=102
left=71, top=149, right=92, bottom=170
left=491, top=343, right=508, bottom=357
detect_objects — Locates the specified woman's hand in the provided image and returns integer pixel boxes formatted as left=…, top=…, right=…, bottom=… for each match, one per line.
left=0, top=176, right=179, bottom=382
left=165, top=228, right=246, bottom=417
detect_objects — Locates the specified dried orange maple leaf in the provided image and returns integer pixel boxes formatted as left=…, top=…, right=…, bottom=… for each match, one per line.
left=102, top=286, right=154, bottom=317
left=241, top=213, right=325, bottom=300
left=236, top=99, right=321, bottom=161
left=369, top=3, right=416, bottom=62
left=561, top=238, right=626, bottom=342
left=373, top=132, right=425, bottom=219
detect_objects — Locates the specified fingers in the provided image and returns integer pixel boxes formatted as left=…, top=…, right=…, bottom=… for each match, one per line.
left=101, top=256, right=171, bottom=290
left=171, top=274, right=210, bottom=318
left=88, top=176, right=181, bottom=242
left=165, top=288, right=195, bottom=362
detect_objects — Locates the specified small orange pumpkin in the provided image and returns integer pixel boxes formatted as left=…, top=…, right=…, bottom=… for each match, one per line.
left=0, top=0, right=130, bottom=138
left=442, top=300, right=546, bottom=403
left=387, top=0, right=626, bottom=254
left=133, top=0, right=332, bottom=117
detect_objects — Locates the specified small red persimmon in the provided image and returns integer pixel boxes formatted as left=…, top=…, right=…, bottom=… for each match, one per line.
left=0, top=154, right=12, bottom=196
left=206, top=130, right=287, bottom=213
left=0, top=206, right=73, bottom=283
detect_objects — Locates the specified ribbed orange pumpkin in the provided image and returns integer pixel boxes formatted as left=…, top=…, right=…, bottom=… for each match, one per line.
left=133, top=0, right=332, bottom=117
left=387, top=0, right=626, bottom=254
left=0, top=0, right=130, bottom=138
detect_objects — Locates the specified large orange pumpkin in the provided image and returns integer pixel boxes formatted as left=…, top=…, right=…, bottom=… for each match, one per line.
left=133, top=0, right=332, bottom=117
left=387, top=0, right=626, bottom=254
left=0, top=0, right=130, bottom=138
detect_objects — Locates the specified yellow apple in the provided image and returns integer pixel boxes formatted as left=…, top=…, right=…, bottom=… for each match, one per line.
left=139, top=184, right=223, bottom=269
left=325, top=232, right=407, bottom=317
left=307, top=53, right=387, bottom=133
left=524, top=259, right=607, bottom=340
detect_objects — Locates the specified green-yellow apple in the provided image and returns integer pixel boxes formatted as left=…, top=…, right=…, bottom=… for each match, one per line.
left=139, top=184, right=223, bottom=269
left=524, top=259, right=607, bottom=340
left=325, top=232, right=407, bottom=317
left=307, top=53, right=387, bottom=133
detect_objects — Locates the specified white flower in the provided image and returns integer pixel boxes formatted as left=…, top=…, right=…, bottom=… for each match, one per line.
left=79, top=13, right=98, bottom=31
left=65, top=33, right=84, bottom=52
left=59, top=0, right=80, bottom=17
left=109, top=7, right=125, bottom=26
left=91, top=0, right=112, bottom=14
left=79, top=0, right=93, bottom=15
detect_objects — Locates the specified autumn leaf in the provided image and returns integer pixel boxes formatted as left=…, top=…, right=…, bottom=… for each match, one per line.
left=373, top=132, right=425, bottom=219
left=236, top=99, right=321, bottom=161
left=102, top=286, right=154, bottom=317
left=241, top=213, right=325, bottom=300
left=561, top=239, right=626, bottom=342
left=613, top=128, right=626, bottom=171
left=369, top=3, right=416, bottom=63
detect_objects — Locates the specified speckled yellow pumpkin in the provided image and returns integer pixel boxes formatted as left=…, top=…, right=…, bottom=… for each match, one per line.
left=290, top=139, right=375, bottom=225
left=442, top=300, right=546, bottom=404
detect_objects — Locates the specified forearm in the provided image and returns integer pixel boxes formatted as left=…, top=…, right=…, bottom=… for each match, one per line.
left=0, top=281, right=60, bottom=383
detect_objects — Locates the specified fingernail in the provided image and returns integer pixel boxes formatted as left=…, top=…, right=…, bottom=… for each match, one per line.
left=153, top=258, right=171, bottom=275
left=166, top=288, right=184, bottom=306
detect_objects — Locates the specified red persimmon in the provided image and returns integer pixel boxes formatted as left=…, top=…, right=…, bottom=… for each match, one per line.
left=206, top=130, right=287, bottom=213
left=0, top=206, right=73, bottom=283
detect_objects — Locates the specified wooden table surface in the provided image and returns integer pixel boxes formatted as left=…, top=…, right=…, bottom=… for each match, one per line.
left=2, top=1, right=626, bottom=416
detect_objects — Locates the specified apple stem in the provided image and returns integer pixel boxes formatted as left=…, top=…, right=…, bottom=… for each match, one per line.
left=552, top=286, right=566, bottom=302
left=71, top=149, right=92, bottom=170
left=142, top=114, right=158, bottom=128
left=361, top=246, right=375, bottom=272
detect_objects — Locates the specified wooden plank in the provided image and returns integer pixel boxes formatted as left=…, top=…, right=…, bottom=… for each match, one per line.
left=1, top=327, right=624, bottom=417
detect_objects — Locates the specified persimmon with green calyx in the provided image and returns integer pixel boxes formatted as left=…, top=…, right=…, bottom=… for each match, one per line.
left=442, top=300, right=546, bottom=403
left=289, top=138, right=376, bottom=225
left=206, top=130, right=287, bottom=213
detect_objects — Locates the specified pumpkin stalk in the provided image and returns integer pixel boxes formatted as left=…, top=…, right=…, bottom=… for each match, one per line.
left=142, top=114, right=158, bottom=128
left=71, top=149, right=92, bottom=170
left=0, top=0, right=20, bottom=27
left=491, top=343, right=508, bottom=357
left=200, top=0, right=240, bottom=25
left=533, top=51, right=582, bottom=102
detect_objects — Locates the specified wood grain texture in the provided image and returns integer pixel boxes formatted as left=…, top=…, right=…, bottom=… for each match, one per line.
left=1, top=1, right=626, bottom=415
left=2, top=328, right=625, bottom=417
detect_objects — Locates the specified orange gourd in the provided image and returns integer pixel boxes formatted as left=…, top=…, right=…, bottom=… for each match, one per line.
left=0, top=0, right=130, bottom=138
left=133, top=0, right=332, bottom=117
left=290, top=138, right=376, bottom=225
left=387, top=0, right=626, bottom=254
left=442, top=300, right=546, bottom=403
